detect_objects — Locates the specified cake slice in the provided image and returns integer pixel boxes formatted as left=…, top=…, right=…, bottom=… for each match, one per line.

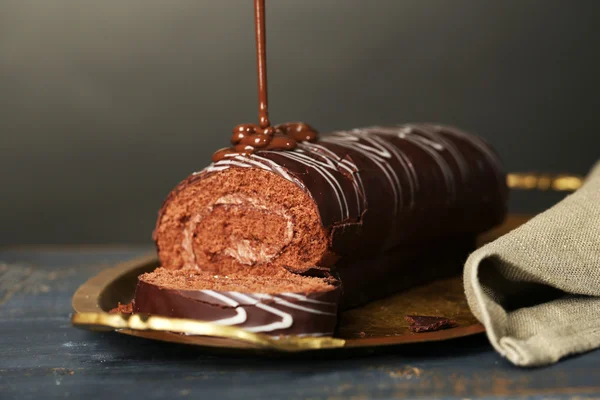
left=132, top=268, right=340, bottom=336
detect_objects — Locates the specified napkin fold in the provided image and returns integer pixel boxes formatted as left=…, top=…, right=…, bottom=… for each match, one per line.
left=464, top=161, right=600, bottom=366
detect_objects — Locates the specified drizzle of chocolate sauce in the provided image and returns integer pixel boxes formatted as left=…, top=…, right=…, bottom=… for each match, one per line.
left=212, top=0, right=317, bottom=162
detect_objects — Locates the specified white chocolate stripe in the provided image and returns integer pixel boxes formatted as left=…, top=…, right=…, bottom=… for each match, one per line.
left=349, top=132, right=405, bottom=207
left=203, top=158, right=268, bottom=172
left=253, top=293, right=336, bottom=315
left=404, top=135, right=455, bottom=199
left=340, top=158, right=367, bottom=213
left=414, top=124, right=470, bottom=183
left=228, top=292, right=293, bottom=333
left=367, top=125, right=461, bottom=201
left=365, top=132, right=417, bottom=209
left=207, top=153, right=310, bottom=192
left=298, top=142, right=366, bottom=216
left=201, top=290, right=240, bottom=306
left=322, top=132, right=401, bottom=214
left=434, top=124, right=504, bottom=178
left=392, top=127, right=456, bottom=199
left=230, top=156, right=272, bottom=172
left=368, top=126, right=432, bottom=198
left=191, top=290, right=338, bottom=333
left=198, top=165, right=228, bottom=173
left=296, top=143, right=364, bottom=210
left=264, top=149, right=350, bottom=221
left=280, top=292, right=337, bottom=305
left=273, top=150, right=349, bottom=219
left=245, top=154, right=304, bottom=188
left=200, top=290, right=248, bottom=326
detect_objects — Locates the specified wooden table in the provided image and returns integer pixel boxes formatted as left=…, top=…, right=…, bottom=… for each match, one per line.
left=1, top=247, right=598, bottom=399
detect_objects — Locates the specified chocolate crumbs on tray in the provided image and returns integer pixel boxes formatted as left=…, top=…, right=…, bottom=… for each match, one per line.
left=405, top=315, right=458, bottom=333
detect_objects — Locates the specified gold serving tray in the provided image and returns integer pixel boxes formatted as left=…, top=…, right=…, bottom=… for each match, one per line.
left=71, top=215, right=531, bottom=352
left=72, top=172, right=582, bottom=352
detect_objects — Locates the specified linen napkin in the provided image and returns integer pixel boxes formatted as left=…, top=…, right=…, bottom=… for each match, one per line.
left=464, top=161, right=600, bottom=366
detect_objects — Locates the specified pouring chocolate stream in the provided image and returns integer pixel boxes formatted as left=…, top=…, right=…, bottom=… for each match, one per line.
left=213, top=0, right=317, bottom=162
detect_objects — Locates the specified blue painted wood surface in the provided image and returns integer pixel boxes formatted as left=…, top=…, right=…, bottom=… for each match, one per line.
left=0, top=248, right=598, bottom=399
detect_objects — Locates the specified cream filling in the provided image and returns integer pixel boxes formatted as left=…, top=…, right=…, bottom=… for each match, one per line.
left=181, top=194, right=294, bottom=269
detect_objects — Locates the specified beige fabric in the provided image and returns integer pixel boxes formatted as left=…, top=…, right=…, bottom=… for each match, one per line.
left=464, top=162, right=600, bottom=366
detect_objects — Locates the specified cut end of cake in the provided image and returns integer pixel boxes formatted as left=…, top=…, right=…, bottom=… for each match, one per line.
left=154, top=167, right=330, bottom=275
left=146, top=166, right=341, bottom=336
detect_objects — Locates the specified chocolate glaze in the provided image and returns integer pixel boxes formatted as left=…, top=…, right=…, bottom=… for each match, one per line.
left=133, top=278, right=341, bottom=336
left=212, top=0, right=318, bottom=162
left=213, top=123, right=318, bottom=162
left=338, top=234, right=475, bottom=309
left=178, top=123, right=508, bottom=268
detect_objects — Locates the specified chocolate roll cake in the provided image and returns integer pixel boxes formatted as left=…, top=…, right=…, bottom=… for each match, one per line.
left=127, top=124, right=507, bottom=336
left=154, top=124, right=506, bottom=275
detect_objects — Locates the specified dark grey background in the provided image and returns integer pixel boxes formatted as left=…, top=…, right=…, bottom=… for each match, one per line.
left=1, top=0, right=599, bottom=245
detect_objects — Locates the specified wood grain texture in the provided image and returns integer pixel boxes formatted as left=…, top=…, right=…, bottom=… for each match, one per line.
left=0, top=248, right=599, bottom=399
